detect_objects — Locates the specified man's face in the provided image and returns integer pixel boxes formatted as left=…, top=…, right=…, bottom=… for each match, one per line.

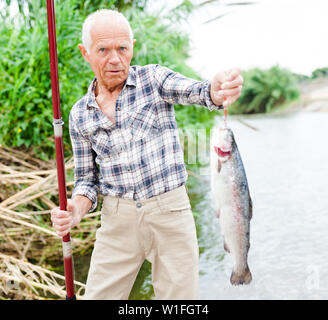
left=79, top=19, right=135, bottom=90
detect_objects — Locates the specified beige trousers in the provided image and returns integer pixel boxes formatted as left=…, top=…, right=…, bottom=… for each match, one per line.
left=83, top=185, right=199, bottom=300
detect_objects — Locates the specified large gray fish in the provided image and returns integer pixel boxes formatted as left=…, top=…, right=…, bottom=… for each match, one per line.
left=210, top=123, right=252, bottom=285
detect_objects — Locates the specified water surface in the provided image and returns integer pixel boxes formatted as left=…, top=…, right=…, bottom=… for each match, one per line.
left=197, top=111, right=328, bottom=299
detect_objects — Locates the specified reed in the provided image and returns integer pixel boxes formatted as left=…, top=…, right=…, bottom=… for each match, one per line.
left=0, top=146, right=101, bottom=299
left=0, top=252, right=85, bottom=299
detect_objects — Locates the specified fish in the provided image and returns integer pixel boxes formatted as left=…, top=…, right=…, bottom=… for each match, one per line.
left=210, top=123, right=253, bottom=285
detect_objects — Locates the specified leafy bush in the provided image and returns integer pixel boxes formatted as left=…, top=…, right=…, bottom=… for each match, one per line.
left=0, top=0, right=92, bottom=159
left=229, top=65, right=300, bottom=114
left=312, top=67, right=328, bottom=79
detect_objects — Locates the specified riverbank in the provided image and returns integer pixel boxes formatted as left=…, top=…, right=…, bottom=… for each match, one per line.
left=276, top=77, right=328, bottom=114
left=299, top=78, right=328, bottom=112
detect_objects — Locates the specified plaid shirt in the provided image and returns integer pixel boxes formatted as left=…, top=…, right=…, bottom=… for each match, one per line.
left=69, top=64, right=222, bottom=211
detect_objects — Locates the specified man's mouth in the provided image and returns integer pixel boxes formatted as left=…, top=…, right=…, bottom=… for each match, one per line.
left=106, top=70, right=121, bottom=74
left=214, top=146, right=231, bottom=157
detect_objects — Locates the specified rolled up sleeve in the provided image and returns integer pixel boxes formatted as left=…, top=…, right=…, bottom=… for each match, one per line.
left=69, top=111, right=99, bottom=212
left=153, top=64, right=223, bottom=111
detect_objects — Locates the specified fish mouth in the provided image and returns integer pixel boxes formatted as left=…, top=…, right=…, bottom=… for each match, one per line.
left=214, top=146, right=231, bottom=158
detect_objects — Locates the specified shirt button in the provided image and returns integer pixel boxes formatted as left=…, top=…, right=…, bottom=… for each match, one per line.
left=136, top=202, right=142, bottom=208
left=127, top=167, right=131, bottom=172
left=117, top=106, right=121, bottom=111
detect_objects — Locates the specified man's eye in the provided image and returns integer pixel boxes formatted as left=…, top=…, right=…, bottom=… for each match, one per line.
left=120, top=47, right=127, bottom=51
left=99, top=48, right=106, bottom=52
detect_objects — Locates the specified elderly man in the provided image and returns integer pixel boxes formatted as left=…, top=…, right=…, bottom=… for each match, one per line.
left=50, top=9, right=243, bottom=300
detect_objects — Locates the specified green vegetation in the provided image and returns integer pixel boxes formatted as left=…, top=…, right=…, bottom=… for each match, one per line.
left=0, top=0, right=90, bottom=159
left=0, top=0, right=215, bottom=160
left=228, top=65, right=300, bottom=114
left=311, top=67, right=328, bottom=79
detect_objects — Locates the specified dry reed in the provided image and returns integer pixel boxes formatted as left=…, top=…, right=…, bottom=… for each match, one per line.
left=0, top=146, right=100, bottom=299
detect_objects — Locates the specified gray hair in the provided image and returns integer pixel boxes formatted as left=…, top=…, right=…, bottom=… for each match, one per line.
left=82, top=9, right=134, bottom=53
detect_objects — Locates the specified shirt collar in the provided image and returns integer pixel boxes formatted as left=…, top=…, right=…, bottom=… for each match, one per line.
left=86, top=78, right=98, bottom=109
left=125, top=66, right=136, bottom=87
left=86, top=67, right=136, bottom=109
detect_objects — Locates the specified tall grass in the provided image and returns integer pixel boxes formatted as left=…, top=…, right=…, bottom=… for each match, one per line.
left=0, top=0, right=91, bottom=159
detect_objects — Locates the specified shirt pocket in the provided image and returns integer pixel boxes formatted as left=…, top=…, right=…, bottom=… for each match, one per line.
left=128, top=103, right=160, bottom=141
left=91, top=130, right=115, bottom=157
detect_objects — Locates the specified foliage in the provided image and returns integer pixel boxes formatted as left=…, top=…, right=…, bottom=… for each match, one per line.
left=0, top=0, right=217, bottom=159
left=228, top=65, right=300, bottom=114
left=311, top=67, right=328, bottom=79
left=0, top=0, right=90, bottom=159
left=291, top=71, right=311, bottom=82
left=4, top=0, right=147, bottom=19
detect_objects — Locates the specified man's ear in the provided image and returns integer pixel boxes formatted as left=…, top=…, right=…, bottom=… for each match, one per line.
left=78, top=44, right=90, bottom=63
left=132, top=39, right=136, bottom=47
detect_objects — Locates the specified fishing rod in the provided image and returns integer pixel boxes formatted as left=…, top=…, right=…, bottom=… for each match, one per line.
left=46, top=0, right=76, bottom=300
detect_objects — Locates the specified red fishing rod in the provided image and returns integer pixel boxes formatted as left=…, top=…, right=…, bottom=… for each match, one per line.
left=46, top=0, right=76, bottom=300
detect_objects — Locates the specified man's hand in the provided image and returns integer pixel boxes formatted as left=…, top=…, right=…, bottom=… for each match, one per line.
left=50, top=196, right=91, bottom=237
left=210, top=67, right=243, bottom=108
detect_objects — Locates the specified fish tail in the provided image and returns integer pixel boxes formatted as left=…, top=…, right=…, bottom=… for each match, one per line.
left=230, top=264, right=252, bottom=285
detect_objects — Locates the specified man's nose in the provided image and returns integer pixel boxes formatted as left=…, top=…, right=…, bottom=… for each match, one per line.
left=107, top=50, right=120, bottom=65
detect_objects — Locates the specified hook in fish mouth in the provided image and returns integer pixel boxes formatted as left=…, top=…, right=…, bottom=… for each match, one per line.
left=214, top=146, right=231, bottom=158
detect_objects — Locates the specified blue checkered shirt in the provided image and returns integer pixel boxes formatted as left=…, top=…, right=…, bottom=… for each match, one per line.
left=69, top=64, right=222, bottom=211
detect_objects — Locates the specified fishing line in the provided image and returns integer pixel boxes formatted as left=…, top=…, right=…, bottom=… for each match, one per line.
left=224, top=97, right=228, bottom=126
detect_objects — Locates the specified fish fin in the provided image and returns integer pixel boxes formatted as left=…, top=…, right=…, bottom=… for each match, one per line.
left=230, top=264, right=252, bottom=285
left=223, top=238, right=230, bottom=253
left=249, top=195, right=253, bottom=220
left=216, top=209, right=220, bottom=218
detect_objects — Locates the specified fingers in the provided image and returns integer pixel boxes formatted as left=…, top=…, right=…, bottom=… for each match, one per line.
left=54, top=224, right=71, bottom=236
left=50, top=208, right=72, bottom=237
left=218, top=68, right=243, bottom=107
left=221, top=75, right=243, bottom=90
left=52, top=216, right=72, bottom=227
left=51, top=207, right=70, bottom=217
left=218, top=86, right=242, bottom=98
left=223, top=94, right=239, bottom=108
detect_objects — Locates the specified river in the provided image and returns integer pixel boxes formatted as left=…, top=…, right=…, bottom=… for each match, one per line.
left=195, top=110, right=328, bottom=300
